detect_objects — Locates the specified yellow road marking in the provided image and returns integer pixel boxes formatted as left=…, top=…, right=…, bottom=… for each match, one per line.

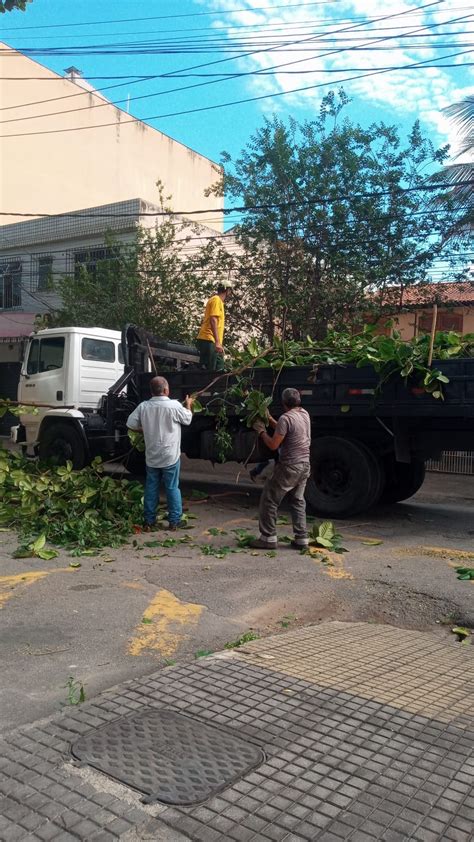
left=397, top=546, right=474, bottom=561
left=0, top=568, right=73, bottom=608
left=308, top=548, right=353, bottom=579
left=128, top=588, right=203, bottom=658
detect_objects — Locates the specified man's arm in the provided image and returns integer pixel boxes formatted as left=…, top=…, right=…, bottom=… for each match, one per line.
left=259, top=429, right=284, bottom=451
left=126, top=405, right=142, bottom=430
left=173, top=396, right=194, bottom=426
left=210, top=316, right=223, bottom=354
left=254, top=413, right=285, bottom=450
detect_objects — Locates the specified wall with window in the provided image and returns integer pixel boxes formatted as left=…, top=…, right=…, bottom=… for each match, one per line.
left=0, top=231, right=137, bottom=315
left=386, top=307, right=474, bottom=338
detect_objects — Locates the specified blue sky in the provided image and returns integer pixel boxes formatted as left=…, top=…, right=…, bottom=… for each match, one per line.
left=1, top=0, right=473, bottom=168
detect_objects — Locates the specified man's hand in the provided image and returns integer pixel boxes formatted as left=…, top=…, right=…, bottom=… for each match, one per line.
left=184, top=395, right=195, bottom=411
left=252, top=419, right=266, bottom=435
left=215, top=343, right=224, bottom=355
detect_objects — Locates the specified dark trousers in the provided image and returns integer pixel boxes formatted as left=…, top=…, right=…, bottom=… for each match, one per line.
left=259, top=462, right=311, bottom=544
left=196, top=338, right=225, bottom=371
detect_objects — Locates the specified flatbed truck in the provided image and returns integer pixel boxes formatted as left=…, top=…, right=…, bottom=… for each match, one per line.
left=11, top=324, right=474, bottom=518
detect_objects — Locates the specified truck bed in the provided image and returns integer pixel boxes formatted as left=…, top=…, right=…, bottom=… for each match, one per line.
left=135, top=357, right=474, bottom=419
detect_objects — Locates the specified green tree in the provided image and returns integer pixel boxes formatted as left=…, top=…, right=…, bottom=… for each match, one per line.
left=209, top=91, right=469, bottom=342
left=0, top=1, right=32, bottom=12
left=431, top=96, right=474, bottom=233
left=54, top=220, right=213, bottom=344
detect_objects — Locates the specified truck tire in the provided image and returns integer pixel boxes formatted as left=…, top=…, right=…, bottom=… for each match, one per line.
left=38, top=423, right=86, bottom=470
left=381, top=458, right=426, bottom=504
left=305, top=436, right=383, bottom=518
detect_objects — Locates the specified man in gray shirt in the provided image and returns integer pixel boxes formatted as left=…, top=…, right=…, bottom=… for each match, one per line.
left=250, top=387, right=311, bottom=550
left=127, top=376, right=194, bottom=530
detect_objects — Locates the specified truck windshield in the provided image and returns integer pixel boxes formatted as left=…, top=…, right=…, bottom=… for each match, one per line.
left=27, top=337, right=65, bottom=375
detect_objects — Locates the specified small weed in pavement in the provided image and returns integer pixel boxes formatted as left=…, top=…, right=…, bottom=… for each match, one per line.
left=454, top=566, right=474, bottom=580
left=195, top=649, right=213, bottom=659
left=64, top=676, right=85, bottom=706
left=224, top=631, right=259, bottom=649
left=278, top=614, right=297, bottom=629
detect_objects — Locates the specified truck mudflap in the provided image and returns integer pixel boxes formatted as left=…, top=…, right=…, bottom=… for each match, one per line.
left=10, top=424, right=26, bottom=444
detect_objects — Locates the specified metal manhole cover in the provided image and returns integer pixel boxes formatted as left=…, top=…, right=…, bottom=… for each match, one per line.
left=71, top=708, right=264, bottom=805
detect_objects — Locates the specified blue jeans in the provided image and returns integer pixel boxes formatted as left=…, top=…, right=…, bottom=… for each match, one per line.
left=144, top=459, right=182, bottom=526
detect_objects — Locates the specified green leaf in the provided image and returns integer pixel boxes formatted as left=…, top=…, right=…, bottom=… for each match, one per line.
left=340, top=405, right=351, bottom=413
left=316, top=536, right=334, bottom=548
left=318, top=521, right=335, bottom=541
left=361, top=539, right=383, bottom=546
left=69, top=561, right=81, bottom=568
left=142, top=617, right=153, bottom=624
left=37, top=548, right=59, bottom=560
left=32, top=533, right=46, bottom=553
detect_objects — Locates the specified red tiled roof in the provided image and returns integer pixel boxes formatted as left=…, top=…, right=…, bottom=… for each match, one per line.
left=381, top=281, right=474, bottom=309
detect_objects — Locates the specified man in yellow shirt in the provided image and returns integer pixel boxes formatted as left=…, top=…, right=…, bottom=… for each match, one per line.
left=196, top=280, right=233, bottom=370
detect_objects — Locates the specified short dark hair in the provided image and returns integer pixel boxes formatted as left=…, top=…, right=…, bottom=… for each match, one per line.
left=150, top=376, right=169, bottom=396
left=282, top=387, right=301, bottom=409
left=217, top=284, right=231, bottom=294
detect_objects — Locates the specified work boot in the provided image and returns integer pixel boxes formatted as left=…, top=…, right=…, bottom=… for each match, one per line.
left=168, top=520, right=187, bottom=532
left=249, top=538, right=278, bottom=550
left=291, top=540, right=309, bottom=551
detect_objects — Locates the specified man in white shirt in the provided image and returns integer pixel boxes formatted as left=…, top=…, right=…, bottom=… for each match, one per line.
left=127, top=376, right=194, bottom=530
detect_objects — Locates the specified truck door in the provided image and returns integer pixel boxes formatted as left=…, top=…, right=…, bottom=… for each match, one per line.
left=19, top=335, right=67, bottom=442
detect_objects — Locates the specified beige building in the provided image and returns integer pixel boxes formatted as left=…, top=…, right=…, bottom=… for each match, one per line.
left=373, top=282, right=474, bottom=338
left=0, top=44, right=223, bottom=231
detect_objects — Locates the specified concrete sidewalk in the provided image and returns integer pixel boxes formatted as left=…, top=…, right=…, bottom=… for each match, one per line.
left=0, top=622, right=472, bottom=842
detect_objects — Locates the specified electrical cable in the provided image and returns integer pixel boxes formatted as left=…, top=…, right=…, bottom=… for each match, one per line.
left=1, top=177, right=473, bottom=218
left=0, top=1, right=356, bottom=31
left=0, top=0, right=450, bottom=116
left=3, top=29, right=472, bottom=127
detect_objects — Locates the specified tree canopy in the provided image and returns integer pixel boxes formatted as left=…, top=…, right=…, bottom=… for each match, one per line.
left=54, top=218, right=214, bottom=344
left=0, top=1, right=32, bottom=12
left=210, top=91, right=470, bottom=342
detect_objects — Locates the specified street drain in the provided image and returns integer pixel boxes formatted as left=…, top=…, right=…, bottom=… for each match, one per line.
left=71, top=708, right=264, bottom=805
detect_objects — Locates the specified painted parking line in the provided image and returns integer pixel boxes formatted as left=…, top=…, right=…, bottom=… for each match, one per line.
left=0, top=568, right=73, bottom=609
left=128, top=588, right=203, bottom=658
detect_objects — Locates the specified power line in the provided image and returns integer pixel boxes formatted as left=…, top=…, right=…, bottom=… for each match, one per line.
left=0, top=1, right=349, bottom=31
left=1, top=178, right=473, bottom=219
left=1, top=47, right=469, bottom=139
left=5, top=9, right=473, bottom=43
left=0, top=0, right=450, bottom=117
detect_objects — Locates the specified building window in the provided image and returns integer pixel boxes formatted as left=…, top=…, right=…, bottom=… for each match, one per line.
left=74, top=246, right=115, bottom=278
left=37, top=255, right=53, bottom=291
left=438, top=311, right=464, bottom=332
left=0, top=261, right=22, bottom=310
left=419, top=310, right=463, bottom=333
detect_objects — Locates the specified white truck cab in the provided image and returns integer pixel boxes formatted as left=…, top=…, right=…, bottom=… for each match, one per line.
left=12, top=327, right=124, bottom=466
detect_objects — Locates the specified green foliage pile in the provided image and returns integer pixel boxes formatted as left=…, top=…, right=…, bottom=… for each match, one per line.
left=196, top=327, right=473, bottom=461
left=0, top=449, right=143, bottom=552
left=231, top=327, right=474, bottom=398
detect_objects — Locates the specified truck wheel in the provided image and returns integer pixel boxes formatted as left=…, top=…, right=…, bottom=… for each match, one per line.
left=381, top=458, right=426, bottom=504
left=38, top=423, right=86, bottom=470
left=305, top=436, right=383, bottom=517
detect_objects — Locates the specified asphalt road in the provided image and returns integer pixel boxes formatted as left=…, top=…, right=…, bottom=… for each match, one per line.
left=1, top=457, right=473, bottom=733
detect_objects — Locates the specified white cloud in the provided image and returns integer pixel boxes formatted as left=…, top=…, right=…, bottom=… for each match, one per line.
left=198, top=0, right=474, bottom=157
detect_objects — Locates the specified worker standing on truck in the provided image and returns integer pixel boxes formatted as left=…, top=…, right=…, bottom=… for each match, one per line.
left=250, top=388, right=311, bottom=551
left=126, top=376, right=194, bottom=531
left=196, top=280, right=233, bottom=371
